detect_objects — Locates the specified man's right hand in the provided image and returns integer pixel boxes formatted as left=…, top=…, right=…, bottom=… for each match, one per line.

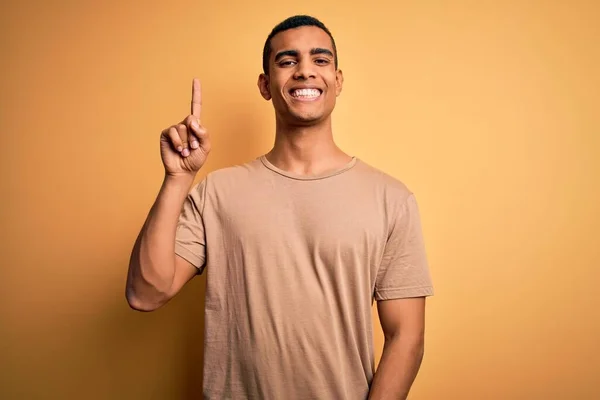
left=160, top=78, right=211, bottom=177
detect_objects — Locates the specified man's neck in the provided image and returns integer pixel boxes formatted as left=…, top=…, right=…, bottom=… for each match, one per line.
left=266, top=118, right=352, bottom=177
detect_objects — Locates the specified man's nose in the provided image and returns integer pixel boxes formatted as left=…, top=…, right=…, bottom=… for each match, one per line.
left=293, top=59, right=316, bottom=80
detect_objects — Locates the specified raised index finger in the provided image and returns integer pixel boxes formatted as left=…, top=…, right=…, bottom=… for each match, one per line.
left=191, top=78, right=202, bottom=118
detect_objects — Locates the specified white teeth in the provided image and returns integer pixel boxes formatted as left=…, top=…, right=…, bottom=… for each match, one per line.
left=292, top=88, right=320, bottom=98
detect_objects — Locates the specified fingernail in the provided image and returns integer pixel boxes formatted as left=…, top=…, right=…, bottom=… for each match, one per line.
left=182, top=148, right=190, bottom=157
left=177, top=146, right=183, bottom=152
left=190, top=140, right=199, bottom=149
left=192, top=120, right=199, bottom=130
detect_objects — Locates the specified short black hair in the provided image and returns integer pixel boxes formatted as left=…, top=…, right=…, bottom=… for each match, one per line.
left=262, top=15, right=338, bottom=75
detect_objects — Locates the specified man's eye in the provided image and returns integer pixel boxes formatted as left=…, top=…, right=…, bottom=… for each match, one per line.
left=315, top=58, right=330, bottom=65
left=279, top=60, right=296, bottom=67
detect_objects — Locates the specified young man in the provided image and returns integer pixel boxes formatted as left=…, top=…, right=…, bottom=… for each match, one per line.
left=126, top=15, right=433, bottom=400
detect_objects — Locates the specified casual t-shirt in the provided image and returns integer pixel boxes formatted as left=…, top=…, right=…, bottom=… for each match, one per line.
left=175, top=155, right=434, bottom=400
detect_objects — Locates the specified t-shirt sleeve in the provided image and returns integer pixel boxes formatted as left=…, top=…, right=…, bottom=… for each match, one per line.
left=174, top=178, right=208, bottom=273
left=374, top=193, right=434, bottom=301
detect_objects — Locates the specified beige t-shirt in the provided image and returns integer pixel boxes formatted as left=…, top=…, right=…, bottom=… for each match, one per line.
left=175, top=155, right=433, bottom=400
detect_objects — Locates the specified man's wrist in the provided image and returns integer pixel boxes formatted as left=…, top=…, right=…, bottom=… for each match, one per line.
left=163, top=171, right=196, bottom=188
left=160, top=172, right=197, bottom=203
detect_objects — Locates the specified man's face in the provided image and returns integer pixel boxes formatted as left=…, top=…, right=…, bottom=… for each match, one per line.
left=258, top=26, right=343, bottom=125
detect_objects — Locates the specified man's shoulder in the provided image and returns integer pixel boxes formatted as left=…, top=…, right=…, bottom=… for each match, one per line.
left=354, top=159, right=413, bottom=197
left=203, top=156, right=263, bottom=181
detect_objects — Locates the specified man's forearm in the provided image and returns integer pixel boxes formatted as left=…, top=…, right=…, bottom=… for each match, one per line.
left=126, top=174, right=194, bottom=309
left=368, top=334, right=425, bottom=400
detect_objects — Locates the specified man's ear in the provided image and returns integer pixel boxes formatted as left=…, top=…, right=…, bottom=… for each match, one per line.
left=335, top=69, right=344, bottom=96
left=258, top=73, right=272, bottom=100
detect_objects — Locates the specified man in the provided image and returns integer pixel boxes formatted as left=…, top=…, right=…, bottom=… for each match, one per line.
left=126, top=15, right=434, bottom=400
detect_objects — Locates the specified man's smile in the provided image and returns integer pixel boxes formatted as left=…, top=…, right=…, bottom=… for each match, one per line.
left=289, top=87, right=322, bottom=101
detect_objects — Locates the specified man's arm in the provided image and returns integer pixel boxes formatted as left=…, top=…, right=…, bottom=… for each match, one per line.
left=368, top=297, right=427, bottom=400
left=125, top=175, right=198, bottom=312
left=126, top=78, right=211, bottom=312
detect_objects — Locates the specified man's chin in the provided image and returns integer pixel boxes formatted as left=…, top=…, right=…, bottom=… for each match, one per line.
left=276, top=107, right=329, bottom=126
left=289, top=112, right=324, bottom=125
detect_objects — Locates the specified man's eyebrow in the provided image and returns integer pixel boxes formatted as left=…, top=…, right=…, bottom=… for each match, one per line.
left=274, top=48, right=334, bottom=62
left=310, top=48, right=334, bottom=58
left=274, top=50, right=298, bottom=62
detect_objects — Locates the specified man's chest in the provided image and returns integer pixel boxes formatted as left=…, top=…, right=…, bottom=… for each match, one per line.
left=207, top=185, right=388, bottom=263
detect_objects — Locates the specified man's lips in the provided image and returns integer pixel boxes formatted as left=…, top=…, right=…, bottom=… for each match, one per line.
left=289, top=87, right=322, bottom=100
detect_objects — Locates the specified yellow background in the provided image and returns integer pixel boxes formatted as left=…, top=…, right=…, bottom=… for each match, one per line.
left=1, top=0, right=598, bottom=399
